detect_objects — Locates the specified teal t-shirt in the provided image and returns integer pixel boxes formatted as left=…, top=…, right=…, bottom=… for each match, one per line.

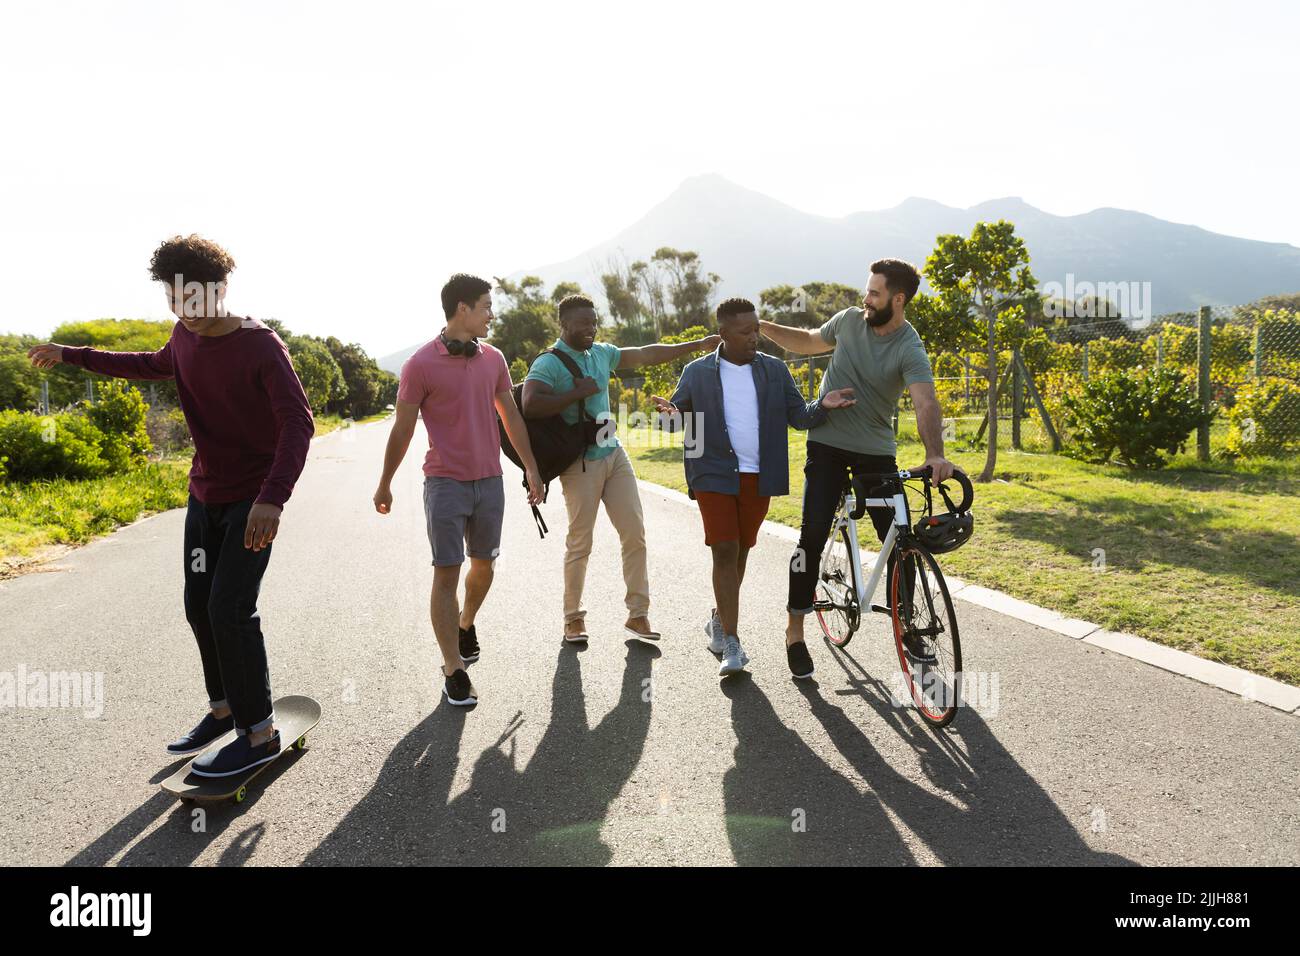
left=525, top=338, right=621, bottom=461
left=809, top=308, right=934, bottom=456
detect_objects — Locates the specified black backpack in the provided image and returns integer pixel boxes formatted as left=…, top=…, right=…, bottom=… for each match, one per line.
left=498, top=348, right=601, bottom=537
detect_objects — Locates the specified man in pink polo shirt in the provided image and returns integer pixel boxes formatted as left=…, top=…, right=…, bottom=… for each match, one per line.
left=374, top=274, right=542, bottom=707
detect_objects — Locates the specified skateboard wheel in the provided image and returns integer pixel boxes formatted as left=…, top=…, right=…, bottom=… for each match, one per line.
left=294, top=735, right=306, bottom=751
left=235, top=785, right=247, bottom=803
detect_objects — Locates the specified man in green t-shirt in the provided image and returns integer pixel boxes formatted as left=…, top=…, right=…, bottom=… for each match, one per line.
left=758, top=259, right=959, bottom=680
left=523, top=294, right=717, bottom=644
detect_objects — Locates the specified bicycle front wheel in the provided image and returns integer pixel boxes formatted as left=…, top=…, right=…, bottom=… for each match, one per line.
left=815, top=524, right=860, bottom=647
left=889, top=543, right=962, bottom=728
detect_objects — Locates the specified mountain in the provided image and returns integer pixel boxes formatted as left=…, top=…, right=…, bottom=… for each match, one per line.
left=378, top=175, right=1300, bottom=372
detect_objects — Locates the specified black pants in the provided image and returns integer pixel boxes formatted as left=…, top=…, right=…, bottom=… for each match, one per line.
left=182, top=495, right=274, bottom=733
left=788, top=441, right=912, bottom=614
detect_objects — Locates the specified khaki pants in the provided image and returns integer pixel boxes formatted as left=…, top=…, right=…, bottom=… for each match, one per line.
left=557, top=445, right=650, bottom=624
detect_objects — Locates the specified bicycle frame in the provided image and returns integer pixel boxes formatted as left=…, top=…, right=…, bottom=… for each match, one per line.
left=830, top=481, right=912, bottom=611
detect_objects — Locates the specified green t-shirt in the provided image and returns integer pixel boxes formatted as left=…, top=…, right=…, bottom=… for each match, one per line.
left=808, top=308, right=934, bottom=456
left=525, top=338, right=621, bottom=461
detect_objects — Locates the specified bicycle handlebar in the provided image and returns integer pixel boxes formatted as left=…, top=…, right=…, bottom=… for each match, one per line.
left=849, top=466, right=974, bottom=517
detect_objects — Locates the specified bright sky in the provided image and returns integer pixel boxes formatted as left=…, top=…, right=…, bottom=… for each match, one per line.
left=2, top=0, right=1295, bottom=356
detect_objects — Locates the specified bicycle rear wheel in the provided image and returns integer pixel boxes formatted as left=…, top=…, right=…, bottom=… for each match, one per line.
left=815, top=524, right=860, bottom=647
left=889, top=543, right=962, bottom=728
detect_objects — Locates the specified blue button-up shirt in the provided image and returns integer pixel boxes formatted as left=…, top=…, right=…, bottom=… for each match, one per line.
left=668, top=348, right=828, bottom=497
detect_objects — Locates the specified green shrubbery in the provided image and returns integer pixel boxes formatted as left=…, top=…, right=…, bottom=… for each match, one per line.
left=1061, top=366, right=1213, bottom=468
left=0, top=379, right=153, bottom=482
left=1226, top=377, right=1300, bottom=457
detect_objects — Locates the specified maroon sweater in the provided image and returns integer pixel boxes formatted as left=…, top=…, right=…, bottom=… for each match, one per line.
left=61, top=317, right=315, bottom=508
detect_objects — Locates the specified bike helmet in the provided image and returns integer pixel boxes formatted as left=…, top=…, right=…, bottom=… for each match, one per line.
left=913, top=511, right=973, bottom=554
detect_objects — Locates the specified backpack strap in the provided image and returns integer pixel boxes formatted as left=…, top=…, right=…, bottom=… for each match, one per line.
left=541, top=348, right=594, bottom=425
left=538, top=347, right=594, bottom=473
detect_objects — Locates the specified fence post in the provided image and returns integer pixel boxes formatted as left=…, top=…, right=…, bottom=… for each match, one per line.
left=1253, top=322, right=1262, bottom=383
left=1197, top=305, right=1212, bottom=461
left=963, top=354, right=971, bottom=406
left=40, top=379, right=50, bottom=415
left=1011, top=347, right=1023, bottom=450
left=806, top=356, right=814, bottom=400
left=1081, top=342, right=1090, bottom=382
left=86, top=378, right=94, bottom=403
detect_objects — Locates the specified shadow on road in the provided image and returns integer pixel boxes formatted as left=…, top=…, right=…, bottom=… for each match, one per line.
left=803, top=645, right=1136, bottom=866
left=303, top=641, right=657, bottom=865
left=64, top=752, right=307, bottom=866
left=722, top=676, right=915, bottom=865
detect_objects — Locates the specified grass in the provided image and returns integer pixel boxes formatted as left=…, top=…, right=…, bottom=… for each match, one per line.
left=622, top=418, right=1300, bottom=685
left=0, top=456, right=190, bottom=568
left=0, top=411, right=391, bottom=568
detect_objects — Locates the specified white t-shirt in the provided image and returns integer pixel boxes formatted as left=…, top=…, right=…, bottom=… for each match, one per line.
left=719, top=355, right=761, bottom=473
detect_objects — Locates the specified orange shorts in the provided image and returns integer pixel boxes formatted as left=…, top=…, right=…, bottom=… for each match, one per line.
left=695, top=473, right=771, bottom=548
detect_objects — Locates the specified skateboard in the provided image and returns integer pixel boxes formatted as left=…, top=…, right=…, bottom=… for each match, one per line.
left=160, top=695, right=321, bottom=805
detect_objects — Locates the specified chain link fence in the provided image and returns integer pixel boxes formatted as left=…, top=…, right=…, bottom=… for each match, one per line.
left=611, top=305, right=1300, bottom=462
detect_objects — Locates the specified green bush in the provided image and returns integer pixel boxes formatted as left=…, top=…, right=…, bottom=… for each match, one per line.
left=84, top=378, right=152, bottom=471
left=1225, top=377, right=1300, bottom=457
left=0, top=410, right=111, bottom=481
left=1061, top=366, right=1213, bottom=469
left=640, top=325, right=712, bottom=400
left=146, top=405, right=191, bottom=455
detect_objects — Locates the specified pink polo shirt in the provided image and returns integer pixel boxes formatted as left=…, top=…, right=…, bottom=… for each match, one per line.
left=398, top=336, right=512, bottom=481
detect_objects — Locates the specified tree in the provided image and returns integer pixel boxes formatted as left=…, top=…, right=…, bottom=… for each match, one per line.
left=924, top=220, right=1037, bottom=482
left=650, top=247, right=720, bottom=333
left=598, top=249, right=722, bottom=343
left=324, top=336, right=387, bottom=417
left=489, top=275, right=563, bottom=366
left=286, top=336, right=347, bottom=415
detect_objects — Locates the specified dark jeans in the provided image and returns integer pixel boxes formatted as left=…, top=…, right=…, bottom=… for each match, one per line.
left=788, top=440, right=912, bottom=614
left=182, top=494, right=275, bottom=734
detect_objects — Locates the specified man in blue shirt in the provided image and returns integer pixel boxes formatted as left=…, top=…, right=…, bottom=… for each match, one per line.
left=523, top=294, right=717, bottom=644
left=652, top=298, right=855, bottom=675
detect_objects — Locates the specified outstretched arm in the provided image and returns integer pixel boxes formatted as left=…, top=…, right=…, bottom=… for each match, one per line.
left=757, top=321, right=833, bottom=356
left=29, top=340, right=175, bottom=380
left=617, top=334, right=719, bottom=370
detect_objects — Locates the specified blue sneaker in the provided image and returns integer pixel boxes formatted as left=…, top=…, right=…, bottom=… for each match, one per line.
left=166, top=712, right=234, bottom=756
left=191, top=731, right=281, bottom=778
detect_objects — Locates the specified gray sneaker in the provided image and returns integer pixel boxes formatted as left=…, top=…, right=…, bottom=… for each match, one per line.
left=719, top=635, right=748, bottom=676
left=706, top=609, right=726, bottom=654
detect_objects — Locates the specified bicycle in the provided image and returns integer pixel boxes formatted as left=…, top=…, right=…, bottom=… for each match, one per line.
left=811, top=465, right=974, bottom=729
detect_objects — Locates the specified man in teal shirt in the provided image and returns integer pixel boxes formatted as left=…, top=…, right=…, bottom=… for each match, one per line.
left=523, top=294, right=717, bottom=644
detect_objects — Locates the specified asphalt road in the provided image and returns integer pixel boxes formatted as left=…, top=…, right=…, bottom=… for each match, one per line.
left=1, top=419, right=1296, bottom=866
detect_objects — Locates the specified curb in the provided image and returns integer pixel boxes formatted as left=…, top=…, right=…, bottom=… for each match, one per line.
left=635, top=478, right=1300, bottom=717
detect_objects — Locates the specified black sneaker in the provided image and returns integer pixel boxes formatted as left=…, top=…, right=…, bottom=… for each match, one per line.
left=901, top=629, right=938, bottom=665
left=787, top=641, right=815, bottom=680
left=191, top=731, right=281, bottom=778
left=166, top=711, right=235, bottom=756
left=444, top=668, right=478, bottom=706
left=458, top=624, right=480, bottom=665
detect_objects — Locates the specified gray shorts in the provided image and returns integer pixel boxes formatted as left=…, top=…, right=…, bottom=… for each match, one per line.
left=423, top=475, right=505, bottom=566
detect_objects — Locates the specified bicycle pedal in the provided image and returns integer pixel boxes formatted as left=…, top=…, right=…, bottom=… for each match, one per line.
left=870, top=604, right=892, bottom=615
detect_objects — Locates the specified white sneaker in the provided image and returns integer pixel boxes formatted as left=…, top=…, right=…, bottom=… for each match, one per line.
left=719, top=635, right=748, bottom=676
left=706, top=609, right=726, bottom=654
